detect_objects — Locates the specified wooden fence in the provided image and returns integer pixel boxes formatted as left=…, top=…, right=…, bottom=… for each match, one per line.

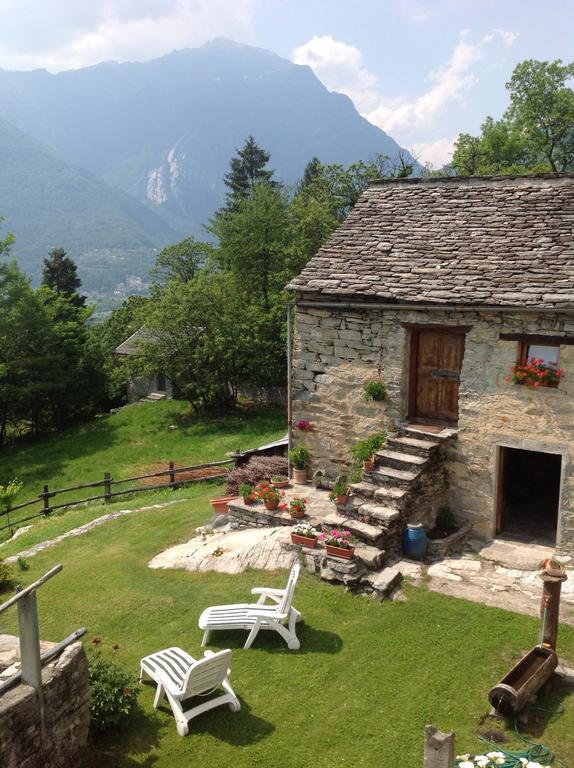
left=0, top=458, right=235, bottom=536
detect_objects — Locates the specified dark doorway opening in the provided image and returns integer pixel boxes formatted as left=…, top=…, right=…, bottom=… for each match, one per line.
left=496, top=447, right=561, bottom=545
left=156, top=373, right=167, bottom=393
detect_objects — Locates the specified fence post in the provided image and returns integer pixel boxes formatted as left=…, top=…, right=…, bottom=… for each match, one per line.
left=424, top=725, right=455, bottom=768
left=41, top=485, right=51, bottom=516
left=17, top=588, right=45, bottom=728
left=104, top=472, right=112, bottom=504
left=168, top=461, right=176, bottom=489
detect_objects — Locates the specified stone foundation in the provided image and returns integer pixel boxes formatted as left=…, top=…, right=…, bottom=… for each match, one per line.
left=0, top=637, right=90, bottom=768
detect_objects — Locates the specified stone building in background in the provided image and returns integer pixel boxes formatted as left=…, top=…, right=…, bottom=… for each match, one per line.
left=114, top=327, right=173, bottom=403
left=287, top=174, right=574, bottom=552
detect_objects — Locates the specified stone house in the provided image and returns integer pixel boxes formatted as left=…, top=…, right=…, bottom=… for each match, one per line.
left=287, top=174, right=574, bottom=554
left=114, top=327, right=173, bottom=403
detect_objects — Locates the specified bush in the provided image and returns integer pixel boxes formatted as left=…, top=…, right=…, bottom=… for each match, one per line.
left=225, top=455, right=288, bottom=495
left=0, top=558, right=11, bottom=590
left=88, top=642, right=139, bottom=732
left=349, top=431, right=386, bottom=463
left=436, top=506, right=456, bottom=533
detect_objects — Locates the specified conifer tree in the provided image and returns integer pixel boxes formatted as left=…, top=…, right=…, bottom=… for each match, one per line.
left=223, top=135, right=274, bottom=209
left=42, top=247, right=86, bottom=306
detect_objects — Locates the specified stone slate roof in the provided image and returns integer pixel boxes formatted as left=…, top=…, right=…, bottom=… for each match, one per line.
left=287, top=174, right=574, bottom=309
left=113, top=327, right=158, bottom=356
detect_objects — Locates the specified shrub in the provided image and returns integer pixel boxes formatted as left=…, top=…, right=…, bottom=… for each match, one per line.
left=239, top=483, right=254, bottom=501
left=436, top=506, right=456, bottom=533
left=329, top=475, right=350, bottom=501
left=88, top=641, right=139, bottom=732
left=225, top=455, right=288, bottom=494
left=288, top=446, right=310, bottom=469
left=0, top=558, right=11, bottom=590
left=17, top=556, right=29, bottom=572
left=363, top=380, right=386, bottom=402
left=349, top=431, right=386, bottom=463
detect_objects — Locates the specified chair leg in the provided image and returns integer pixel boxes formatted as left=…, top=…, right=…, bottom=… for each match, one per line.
left=243, top=619, right=262, bottom=649
left=273, top=619, right=300, bottom=650
left=153, top=682, right=165, bottom=709
left=201, top=629, right=211, bottom=647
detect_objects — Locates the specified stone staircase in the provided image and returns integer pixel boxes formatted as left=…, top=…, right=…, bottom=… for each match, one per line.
left=320, top=425, right=456, bottom=570
left=141, top=392, right=167, bottom=402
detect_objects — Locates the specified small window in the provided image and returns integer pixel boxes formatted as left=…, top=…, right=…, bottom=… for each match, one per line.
left=519, top=342, right=560, bottom=367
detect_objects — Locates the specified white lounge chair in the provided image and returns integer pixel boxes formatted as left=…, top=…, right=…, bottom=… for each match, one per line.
left=199, top=563, right=302, bottom=650
left=140, top=646, right=240, bottom=736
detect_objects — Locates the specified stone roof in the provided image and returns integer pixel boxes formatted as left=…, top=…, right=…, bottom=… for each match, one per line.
left=113, top=327, right=158, bottom=355
left=287, top=174, right=574, bottom=309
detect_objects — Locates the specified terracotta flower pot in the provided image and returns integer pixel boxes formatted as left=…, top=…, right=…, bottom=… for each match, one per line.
left=210, top=495, right=237, bottom=515
left=325, top=543, right=355, bottom=560
left=272, top=479, right=290, bottom=489
left=335, top=493, right=350, bottom=505
left=363, top=457, right=375, bottom=472
left=290, top=508, right=306, bottom=519
left=292, top=468, right=308, bottom=484
left=264, top=498, right=280, bottom=511
left=243, top=494, right=256, bottom=505
left=291, top=533, right=318, bottom=548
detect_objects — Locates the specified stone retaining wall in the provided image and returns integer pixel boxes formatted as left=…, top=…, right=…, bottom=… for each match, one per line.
left=292, top=304, right=574, bottom=552
left=0, top=639, right=90, bottom=768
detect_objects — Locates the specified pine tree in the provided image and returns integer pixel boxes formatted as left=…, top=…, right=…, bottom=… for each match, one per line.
left=223, top=136, right=275, bottom=210
left=42, top=247, right=86, bottom=306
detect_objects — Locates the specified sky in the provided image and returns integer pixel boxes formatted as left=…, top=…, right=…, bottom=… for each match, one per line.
left=0, top=0, right=572, bottom=167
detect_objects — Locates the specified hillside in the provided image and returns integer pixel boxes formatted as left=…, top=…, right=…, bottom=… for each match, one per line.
left=0, top=117, right=179, bottom=291
left=0, top=39, right=416, bottom=240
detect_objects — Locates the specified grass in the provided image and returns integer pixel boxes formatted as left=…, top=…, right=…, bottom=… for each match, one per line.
left=1, top=483, right=573, bottom=767
left=0, top=399, right=285, bottom=514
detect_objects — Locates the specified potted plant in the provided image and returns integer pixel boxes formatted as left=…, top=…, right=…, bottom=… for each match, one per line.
left=505, top=357, right=564, bottom=388
left=255, top=482, right=282, bottom=511
left=290, top=522, right=318, bottom=548
left=210, top=493, right=238, bottom=514
left=289, top=446, right=311, bottom=484
left=363, top=379, right=386, bottom=402
left=320, top=530, right=356, bottom=560
left=239, top=483, right=256, bottom=504
left=329, top=475, right=351, bottom=505
left=288, top=497, right=307, bottom=518
left=271, top=475, right=289, bottom=489
left=350, top=431, right=386, bottom=472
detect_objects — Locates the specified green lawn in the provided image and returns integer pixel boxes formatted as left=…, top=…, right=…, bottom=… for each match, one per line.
left=0, top=399, right=285, bottom=511
left=2, top=482, right=573, bottom=767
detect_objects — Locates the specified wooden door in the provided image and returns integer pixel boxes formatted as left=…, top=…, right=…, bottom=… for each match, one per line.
left=412, top=329, right=465, bottom=423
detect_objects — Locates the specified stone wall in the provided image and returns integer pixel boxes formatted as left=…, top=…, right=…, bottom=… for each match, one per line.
left=291, top=303, right=574, bottom=552
left=0, top=639, right=90, bottom=768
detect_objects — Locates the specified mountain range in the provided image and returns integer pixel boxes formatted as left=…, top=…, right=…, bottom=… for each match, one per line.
left=0, top=38, right=414, bottom=294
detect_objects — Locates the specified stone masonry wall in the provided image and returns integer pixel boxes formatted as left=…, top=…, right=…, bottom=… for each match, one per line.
left=0, top=641, right=90, bottom=768
left=291, top=304, right=574, bottom=552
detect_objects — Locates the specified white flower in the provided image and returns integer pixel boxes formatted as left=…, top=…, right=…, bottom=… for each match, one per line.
left=520, top=760, right=529, bottom=766
left=526, top=763, right=547, bottom=768
left=487, top=754, right=505, bottom=760
left=496, top=760, right=505, bottom=766
left=475, top=757, right=490, bottom=768
left=458, top=762, right=475, bottom=768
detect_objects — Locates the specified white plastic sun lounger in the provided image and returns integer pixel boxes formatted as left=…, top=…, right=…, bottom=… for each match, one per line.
left=140, top=646, right=240, bottom=736
left=198, top=563, right=302, bottom=650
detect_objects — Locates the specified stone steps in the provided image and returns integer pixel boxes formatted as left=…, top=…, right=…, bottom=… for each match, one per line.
left=321, top=512, right=386, bottom=547
left=374, top=448, right=428, bottom=472
left=373, top=485, right=408, bottom=507
left=368, top=465, right=421, bottom=488
left=386, top=434, right=440, bottom=457
left=357, top=503, right=401, bottom=526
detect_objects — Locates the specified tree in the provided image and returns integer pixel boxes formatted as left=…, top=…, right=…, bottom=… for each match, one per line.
left=42, top=247, right=86, bottom=306
left=150, top=237, right=215, bottom=285
left=506, top=59, right=574, bottom=172
left=223, top=135, right=275, bottom=209
left=453, top=58, right=574, bottom=176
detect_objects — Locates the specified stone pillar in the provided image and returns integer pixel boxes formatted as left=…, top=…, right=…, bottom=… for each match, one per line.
left=423, top=725, right=455, bottom=768
left=539, top=560, right=568, bottom=649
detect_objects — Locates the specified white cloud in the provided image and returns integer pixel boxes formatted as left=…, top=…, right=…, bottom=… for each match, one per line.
left=412, top=137, right=456, bottom=168
left=291, top=35, right=379, bottom=112
left=292, top=28, right=517, bottom=146
left=0, top=0, right=257, bottom=71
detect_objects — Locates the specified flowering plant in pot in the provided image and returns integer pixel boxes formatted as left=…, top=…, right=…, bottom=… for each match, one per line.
left=505, top=357, right=564, bottom=388
left=320, top=529, right=356, bottom=559
left=288, top=497, right=307, bottom=518
left=290, top=522, right=318, bottom=548
left=271, top=475, right=289, bottom=489
left=239, top=483, right=256, bottom=504
left=329, top=475, right=351, bottom=505
left=255, top=482, right=283, bottom=511
left=288, top=446, right=311, bottom=484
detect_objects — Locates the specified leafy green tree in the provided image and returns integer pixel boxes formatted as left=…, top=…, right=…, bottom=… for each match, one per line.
left=150, top=237, right=215, bottom=285
left=42, top=247, right=86, bottom=306
left=453, top=59, right=574, bottom=175
left=223, top=135, right=275, bottom=209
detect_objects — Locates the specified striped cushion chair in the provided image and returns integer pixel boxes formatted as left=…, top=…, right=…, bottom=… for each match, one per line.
left=140, top=646, right=240, bottom=736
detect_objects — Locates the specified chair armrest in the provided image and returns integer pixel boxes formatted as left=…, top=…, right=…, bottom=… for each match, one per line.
left=251, top=587, right=285, bottom=605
